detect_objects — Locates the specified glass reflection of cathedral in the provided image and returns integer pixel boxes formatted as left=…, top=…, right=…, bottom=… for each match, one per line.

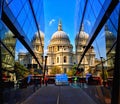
left=18, top=31, right=44, bottom=69
left=2, top=31, right=16, bottom=81
left=18, top=20, right=96, bottom=75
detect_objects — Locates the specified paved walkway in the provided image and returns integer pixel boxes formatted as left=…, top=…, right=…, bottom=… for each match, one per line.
left=22, top=84, right=103, bottom=104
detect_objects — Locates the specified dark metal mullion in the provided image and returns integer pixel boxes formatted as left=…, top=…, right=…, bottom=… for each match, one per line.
left=27, top=10, right=35, bottom=35
left=0, top=32, right=3, bottom=104
left=12, top=0, right=27, bottom=24
left=17, top=0, right=31, bottom=36
left=111, top=10, right=120, bottom=104
left=22, top=1, right=35, bottom=36
left=4, top=0, right=14, bottom=7
left=77, top=0, right=119, bottom=68
left=89, top=0, right=101, bottom=34
left=20, top=0, right=29, bottom=28
left=28, top=0, right=43, bottom=56
left=96, top=55, right=115, bottom=67
left=77, top=0, right=88, bottom=45
left=36, top=1, right=43, bottom=23
left=89, top=0, right=97, bottom=18
left=75, top=0, right=88, bottom=66
left=23, top=17, right=32, bottom=36
left=24, top=0, right=33, bottom=27
left=98, top=0, right=118, bottom=55
left=85, top=4, right=91, bottom=34
left=98, top=0, right=118, bottom=32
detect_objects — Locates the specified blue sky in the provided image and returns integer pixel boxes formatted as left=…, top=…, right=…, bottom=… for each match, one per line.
left=43, top=0, right=76, bottom=54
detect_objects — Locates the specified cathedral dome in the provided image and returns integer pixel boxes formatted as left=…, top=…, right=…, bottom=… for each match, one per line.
left=51, top=31, right=69, bottom=40
left=105, top=25, right=116, bottom=40
left=50, top=20, right=70, bottom=45
left=75, top=24, right=89, bottom=46
left=78, top=31, right=89, bottom=40
left=77, top=24, right=89, bottom=40
left=33, top=31, right=44, bottom=40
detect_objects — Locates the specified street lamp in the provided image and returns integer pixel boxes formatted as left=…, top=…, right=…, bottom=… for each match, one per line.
left=44, top=56, right=48, bottom=76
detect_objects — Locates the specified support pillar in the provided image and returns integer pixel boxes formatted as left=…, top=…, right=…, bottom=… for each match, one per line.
left=0, top=36, right=3, bottom=103
left=111, top=12, right=120, bottom=104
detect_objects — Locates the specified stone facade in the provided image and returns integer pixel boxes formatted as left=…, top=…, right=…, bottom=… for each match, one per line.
left=18, top=31, right=44, bottom=70
left=18, top=21, right=96, bottom=75
left=47, top=21, right=96, bottom=74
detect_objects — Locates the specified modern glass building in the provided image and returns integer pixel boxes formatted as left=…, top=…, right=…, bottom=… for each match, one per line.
left=0, top=0, right=44, bottom=76
left=0, top=0, right=44, bottom=103
left=0, top=0, right=120, bottom=104
left=74, top=0, right=120, bottom=104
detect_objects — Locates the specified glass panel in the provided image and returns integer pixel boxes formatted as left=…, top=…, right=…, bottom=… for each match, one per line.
left=17, top=8, right=27, bottom=27
left=8, top=0, right=23, bottom=17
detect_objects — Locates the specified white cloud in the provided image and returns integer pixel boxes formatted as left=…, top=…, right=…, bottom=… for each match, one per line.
left=85, top=20, right=91, bottom=26
left=49, top=19, right=55, bottom=26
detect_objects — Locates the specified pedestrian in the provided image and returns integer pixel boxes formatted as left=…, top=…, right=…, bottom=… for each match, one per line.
left=27, top=74, right=32, bottom=86
left=34, top=75, right=38, bottom=91
left=44, top=76, right=48, bottom=86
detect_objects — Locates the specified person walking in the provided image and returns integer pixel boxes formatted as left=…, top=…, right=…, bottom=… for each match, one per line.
left=44, top=76, right=48, bottom=86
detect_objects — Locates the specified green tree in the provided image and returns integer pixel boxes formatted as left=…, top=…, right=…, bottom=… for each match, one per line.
left=67, top=69, right=76, bottom=76
left=67, top=64, right=77, bottom=76
left=67, top=64, right=83, bottom=76
left=50, top=66, right=61, bottom=75
left=14, top=62, right=30, bottom=79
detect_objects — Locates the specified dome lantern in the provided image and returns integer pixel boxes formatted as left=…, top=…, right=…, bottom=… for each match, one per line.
left=81, top=24, right=84, bottom=31
left=58, top=19, right=62, bottom=31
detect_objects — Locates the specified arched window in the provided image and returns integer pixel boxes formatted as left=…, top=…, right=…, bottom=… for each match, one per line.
left=64, top=56, right=67, bottom=63
left=58, top=46, right=59, bottom=51
left=36, top=45, right=39, bottom=51
left=57, top=57, right=59, bottom=63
